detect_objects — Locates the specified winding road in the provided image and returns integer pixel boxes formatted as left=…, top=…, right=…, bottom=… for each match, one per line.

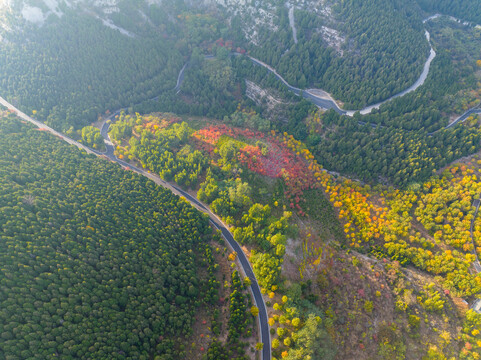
left=242, top=14, right=481, bottom=119
left=3, top=13, right=481, bottom=355
left=244, top=52, right=480, bottom=130
left=445, top=106, right=481, bottom=129
left=171, top=15, right=478, bottom=129
left=246, top=30, right=435, bottom=116
left=1, top=97, right=271, bottom=360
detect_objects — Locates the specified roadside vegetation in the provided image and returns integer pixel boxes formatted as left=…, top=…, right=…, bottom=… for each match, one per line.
left=2, top=0, right=481, bottom=359
left=0, top=114, right=256, bottom=360
left=107, top=100, right=481, bottom=358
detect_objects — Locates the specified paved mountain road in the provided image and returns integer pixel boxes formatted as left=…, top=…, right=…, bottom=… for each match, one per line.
left=0, top=97, right=99, bottom=156
left=445, top=107, right=481, bottom=129
left=1, top=96, right=271, bottom=360
left=3, top=13, right=481, bottom=352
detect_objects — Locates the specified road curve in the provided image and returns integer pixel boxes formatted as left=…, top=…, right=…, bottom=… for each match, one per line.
left=243, top=14, right=479, bottom=121
left=102, top=121, right=271, bottom=360
left=246, top=28, right=435, bottom=117
left=246, top=49, right=479, bottom=131
left=445, top=107, right=481, bottom=129
left=1, top=97, right=271, bottom=360
left=243, top=15, right=481, bottom=117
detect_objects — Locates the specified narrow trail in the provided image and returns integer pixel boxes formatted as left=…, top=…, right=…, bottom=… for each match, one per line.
left=174, top=62, right=188, bottom=93
left=288, top=5, right=298, bottom=44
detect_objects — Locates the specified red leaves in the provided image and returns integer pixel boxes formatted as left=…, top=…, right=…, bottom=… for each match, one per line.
left=193, top=124, right=265, bottom=146
left=192, top=137, right=215, bottom=155
left=236, top=138, right=316, bottom=216
left=193, top=123, right=321, bottom=216
left=215, top=38, right=234, bottom=50
left=193, top=125, right=226, bottom=145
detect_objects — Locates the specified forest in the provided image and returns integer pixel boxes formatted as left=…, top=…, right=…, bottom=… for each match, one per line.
left=0, top=12, right=182, bottom=132
left=0, top=1, right=228, bottom=133
left=161, top=48, right=240, bottom=119
left=2, top=0, right=481, bottom=359
left=305, top=108, right=481, bottom=187
left=108, top=109, right=344, bottom=358
left=0, top=114, right=243, bottom=359
left=109, top=111, right=294, bottom=290
left=240, top=0, right=429, bottom=108
left=105, top=107, right=481, bottom=359
left=416, top=0, right=481, bottom=24
left=265, top=16, right=481, bottom=187
left=0, top=0, right=467, bottom=133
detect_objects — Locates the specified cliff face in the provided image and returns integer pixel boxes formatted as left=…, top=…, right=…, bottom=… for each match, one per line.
left=0, top=0, right=129, bottom=30
left=0, top=0, right=337, bottom=47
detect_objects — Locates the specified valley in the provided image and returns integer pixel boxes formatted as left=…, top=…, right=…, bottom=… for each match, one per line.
left=1, top=1, right=481, bottom=359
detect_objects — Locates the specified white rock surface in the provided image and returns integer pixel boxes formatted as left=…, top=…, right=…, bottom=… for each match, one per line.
left=21, top=5, right=44, bottom=24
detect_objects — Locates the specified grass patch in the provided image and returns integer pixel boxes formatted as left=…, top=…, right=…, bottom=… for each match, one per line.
left=217, top=134, right=248, bottom=148
left=302, top=188, right=346, bottom=243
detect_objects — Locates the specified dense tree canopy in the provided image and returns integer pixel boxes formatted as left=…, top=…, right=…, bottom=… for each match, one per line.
left=0, top=10, right=185, bottom=132
left=243, top=0, right=429, bottom=108
left=0, top=115, right=216, bottom=359
left=416, top=0, right=481, bottom=24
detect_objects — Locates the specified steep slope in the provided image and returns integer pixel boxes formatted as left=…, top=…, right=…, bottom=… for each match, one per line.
left=0, top=0, right=185, bottom=131
left=0, top=0, right=443, bottom=130
left=214, top=0, right=429, bottom=108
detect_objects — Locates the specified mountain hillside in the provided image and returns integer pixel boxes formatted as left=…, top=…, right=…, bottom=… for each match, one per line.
left=0, top=0, right=436, bottom=123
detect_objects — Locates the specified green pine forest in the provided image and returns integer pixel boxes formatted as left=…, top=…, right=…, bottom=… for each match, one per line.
left=2, top=0, right=481, bottom=359
left=0, top=115, right=254, bottom=359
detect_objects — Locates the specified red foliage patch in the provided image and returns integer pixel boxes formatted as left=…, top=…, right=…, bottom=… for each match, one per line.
left=193, top=125, right=228, bottom=145
left=192, top=137, right=216, bottom=155
left=193, top=124, right=264, bottom=146
left=193, top=123, right=321, bottom=216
